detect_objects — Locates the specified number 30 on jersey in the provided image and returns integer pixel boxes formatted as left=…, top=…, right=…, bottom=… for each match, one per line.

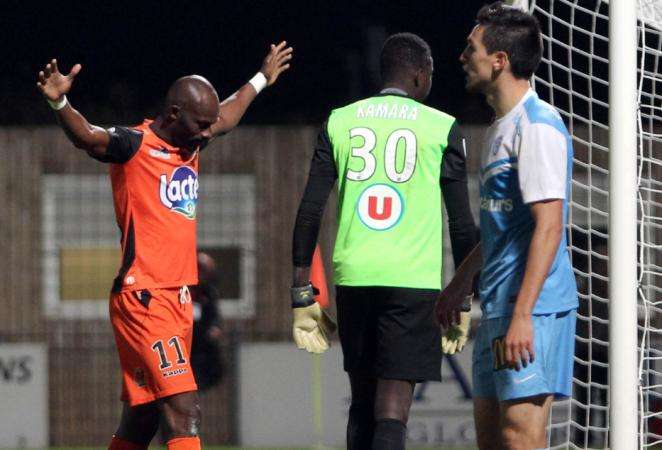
left=349, top=128, right=416, bottom=231
left=347, top=127, right=417, bottom=183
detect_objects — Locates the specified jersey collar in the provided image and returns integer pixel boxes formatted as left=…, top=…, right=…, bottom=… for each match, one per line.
left=377, top=87, right=410, bottom=98
left=143, top=119, right=189, bottom=154
left=494, top=88, right=536, bottom=125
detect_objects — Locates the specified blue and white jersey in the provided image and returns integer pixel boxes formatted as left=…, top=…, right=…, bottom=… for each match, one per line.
left=479, top=89, right=578, bottom=318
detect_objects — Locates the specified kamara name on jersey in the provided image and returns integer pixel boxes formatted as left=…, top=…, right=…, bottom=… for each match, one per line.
left=356, top=103, right=419, bottom=121
left=159, top=166, right=199, bottom=220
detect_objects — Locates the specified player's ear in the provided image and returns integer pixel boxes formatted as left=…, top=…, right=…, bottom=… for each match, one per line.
left=167, top=104, right=182, bottom=122
left=493, top=50, right=508, bottom=72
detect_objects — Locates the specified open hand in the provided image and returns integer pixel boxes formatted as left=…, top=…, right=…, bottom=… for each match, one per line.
left=504, top=313, right=535, bottom=370
left=37, top=59, right=81, bottom=101
left=260, top=41, right=293, bottom=86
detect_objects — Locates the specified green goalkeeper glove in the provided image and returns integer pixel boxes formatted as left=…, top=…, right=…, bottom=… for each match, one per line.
left=291, top=284, right=337, bottom=354
left=441, top=295, right=472, bottom=355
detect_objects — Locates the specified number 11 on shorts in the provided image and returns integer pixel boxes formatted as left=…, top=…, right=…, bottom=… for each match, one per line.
left=152, top=336, right=187, bottom=370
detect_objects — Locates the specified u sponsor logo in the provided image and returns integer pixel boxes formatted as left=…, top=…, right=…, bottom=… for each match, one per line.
left=357, top=184, right=403, bottom=231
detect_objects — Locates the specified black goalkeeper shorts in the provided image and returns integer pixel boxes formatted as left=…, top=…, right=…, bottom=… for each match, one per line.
left=335, top=285, right=441, bottom=382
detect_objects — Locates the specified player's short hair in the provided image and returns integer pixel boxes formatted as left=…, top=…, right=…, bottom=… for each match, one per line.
left=380, top=33, right=432, bottom=82
left=477, top=1, right=543, bottom=79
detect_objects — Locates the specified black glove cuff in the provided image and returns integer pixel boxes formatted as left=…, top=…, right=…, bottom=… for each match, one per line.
left=291, top=283, right=316, bottom=308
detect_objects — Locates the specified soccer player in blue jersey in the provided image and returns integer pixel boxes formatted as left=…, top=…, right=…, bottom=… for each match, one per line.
left=438, top=2, right=579, bottom=449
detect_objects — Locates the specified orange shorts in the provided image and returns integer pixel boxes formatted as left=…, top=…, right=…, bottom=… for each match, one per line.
left=109, top=286, right=197, bottom=406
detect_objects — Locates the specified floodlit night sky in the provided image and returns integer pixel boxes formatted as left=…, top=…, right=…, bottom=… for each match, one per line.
left=3, top=0, right=494, bottom=125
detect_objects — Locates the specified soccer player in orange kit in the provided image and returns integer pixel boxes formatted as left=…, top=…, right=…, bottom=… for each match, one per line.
left=36, top=42, right=292, bottom=450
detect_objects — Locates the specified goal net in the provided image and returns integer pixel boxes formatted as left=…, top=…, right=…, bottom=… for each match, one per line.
left=527, top=0, right=662, bottom=448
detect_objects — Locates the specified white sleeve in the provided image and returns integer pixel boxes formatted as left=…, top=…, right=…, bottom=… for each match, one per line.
left=517, top=123, right=568, bottom=204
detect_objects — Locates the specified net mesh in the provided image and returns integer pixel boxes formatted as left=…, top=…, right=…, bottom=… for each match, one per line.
left=529, top=0, right=662, bottom=448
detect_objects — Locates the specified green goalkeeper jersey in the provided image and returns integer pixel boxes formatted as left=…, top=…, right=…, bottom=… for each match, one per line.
left=327, top=93, right=460, bottom=289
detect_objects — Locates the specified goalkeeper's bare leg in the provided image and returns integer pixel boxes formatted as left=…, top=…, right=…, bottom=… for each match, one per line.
left=347, top=373, right=376, bottom=450
left=372, top=378, right=415, bottom=450
left=347, top=374, right=415, bottom=450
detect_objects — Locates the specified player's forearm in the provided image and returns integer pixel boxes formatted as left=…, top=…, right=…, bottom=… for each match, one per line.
left=292, top=174, right=336, bottom=286
left=444, top=242, right=482, bottom=301
left=455, top=242, right=483, bottom=283
left=210, top=84, right=259, bottom=136
left=212, top=41, right=292, bottom=136
left=291, top=178, right=335, bottom=286
left=292, top=266, right=311, bottom=287
left=513, top=221, right=563, bottom=316
left=292, top=202, right=324, bottom=286
left=54, top=103, right=109, bottom=155
left=291, top=125, right=336, bottom=288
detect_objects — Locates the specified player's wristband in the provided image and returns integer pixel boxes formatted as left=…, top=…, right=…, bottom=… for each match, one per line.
left=47, top=95, right=68, bottom=111
left=291, top=283, right=316, bottom=308
left=248, top=72, right=268, bottom=94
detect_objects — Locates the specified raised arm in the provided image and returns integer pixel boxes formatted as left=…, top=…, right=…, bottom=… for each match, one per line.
left=37, top=59, right=110, bottom=157
left=210, top=41, right=293, bottom=136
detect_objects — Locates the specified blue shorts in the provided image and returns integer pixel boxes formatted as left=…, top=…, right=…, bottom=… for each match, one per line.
left=472, top=309, right=576, bottom=401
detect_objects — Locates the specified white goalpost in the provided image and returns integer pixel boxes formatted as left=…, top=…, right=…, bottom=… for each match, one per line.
left=524, top=0, right=662, bottom=448
left=608, top=1, right=639, bottom=449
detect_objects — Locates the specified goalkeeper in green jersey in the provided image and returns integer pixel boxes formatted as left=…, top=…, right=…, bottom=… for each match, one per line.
left=291, top=33, right=477, bottom=450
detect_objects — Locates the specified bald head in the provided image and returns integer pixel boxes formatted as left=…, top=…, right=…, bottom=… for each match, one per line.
left=165, top=75, right=220, bottom=118
left=157, top=75, right=221, bottom=151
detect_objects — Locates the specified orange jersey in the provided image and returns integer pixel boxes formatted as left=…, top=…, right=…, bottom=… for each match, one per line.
left=102, top=120, right=199, bottom=292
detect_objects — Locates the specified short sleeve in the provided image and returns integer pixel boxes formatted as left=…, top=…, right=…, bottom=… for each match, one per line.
left=90, top=126, right=143, bottom=164
left=517, top=123, right=568, bottom=204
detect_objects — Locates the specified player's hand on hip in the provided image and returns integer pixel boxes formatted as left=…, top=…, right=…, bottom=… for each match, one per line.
left=260, top=41, right=293, bottom=86
left=441, top=310, right=471, bottom=355
left=504, top=313, right=535, bottom=371
left=37, top=59, right=81, bottom=101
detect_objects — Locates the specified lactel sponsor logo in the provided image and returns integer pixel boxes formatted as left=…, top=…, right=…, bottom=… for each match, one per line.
left=159, top=166, right=199, bottom=219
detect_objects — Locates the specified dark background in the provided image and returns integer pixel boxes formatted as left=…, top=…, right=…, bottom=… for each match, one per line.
left=2, top=0, right=494, bottom=126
